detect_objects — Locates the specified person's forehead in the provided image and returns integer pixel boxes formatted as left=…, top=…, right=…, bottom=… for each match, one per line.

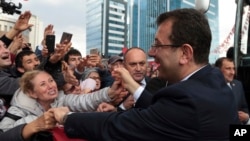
left=21, top=54, right=37, bottom=60
left=126, top=49, right=145, bottom=57
left=155, top=20, right=173, bottom=41
left=112, top=60, right=123, bottom=65
left=69, top=55, right=81, bottom=58
left=126, top=53, right=146, bottom=62
left=222, top=60, right=234, bottom=66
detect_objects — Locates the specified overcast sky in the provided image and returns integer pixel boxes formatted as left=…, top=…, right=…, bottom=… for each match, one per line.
left=11, top=0, right=87, bottom=55
left=219, top=0, right=237, bottom=42
left=9, top=0, right=239, bottom=56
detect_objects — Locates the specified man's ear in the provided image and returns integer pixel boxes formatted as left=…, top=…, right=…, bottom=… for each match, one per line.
left=17, top=67, right=25, bottom=73
left=179, top=44, right=193, bottom=64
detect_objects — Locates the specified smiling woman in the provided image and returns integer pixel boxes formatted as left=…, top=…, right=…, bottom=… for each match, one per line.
left=0, top=70, right=114, bottom=132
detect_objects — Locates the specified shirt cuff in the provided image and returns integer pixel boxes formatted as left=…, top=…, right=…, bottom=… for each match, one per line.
left=118, top=103, right=126, bottom=110
left=133, top=86, right=144, bottom=103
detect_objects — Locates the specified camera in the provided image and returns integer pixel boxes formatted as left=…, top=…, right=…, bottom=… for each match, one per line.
left=0, top=0, right=22, bottom=15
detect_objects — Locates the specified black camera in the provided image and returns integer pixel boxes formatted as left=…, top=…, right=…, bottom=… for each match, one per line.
left=0, top=0, right=22, bottom=15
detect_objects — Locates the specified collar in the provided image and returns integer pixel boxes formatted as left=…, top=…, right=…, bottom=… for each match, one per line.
left=181, top=65, right=208, bottom=82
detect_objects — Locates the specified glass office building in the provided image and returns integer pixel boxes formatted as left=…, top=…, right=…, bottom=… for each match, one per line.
left=129, top=0, right=219, bottom=62
left=86, top=0, right=127, bottom=57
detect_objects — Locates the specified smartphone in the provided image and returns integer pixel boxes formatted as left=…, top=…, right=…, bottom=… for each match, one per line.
left=60, top=32, right=73, bottom=44
left=90, top=48, right=99, bottom=54
left=45, top=35, right=55, bottom=53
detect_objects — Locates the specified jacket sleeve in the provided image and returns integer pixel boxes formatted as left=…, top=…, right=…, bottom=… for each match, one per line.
left=62, top=87, right=111, bottom=112
left=0, top=34, right=13, bottom=47
left=0, top=106, right=37, bottom=132
left=43, top=57, right=66, bottom=89
left=0, top=72, right=19, bottom=95
left=134, top=89, right=153, bottom=108
left=0, top=124, right=26, bottom=141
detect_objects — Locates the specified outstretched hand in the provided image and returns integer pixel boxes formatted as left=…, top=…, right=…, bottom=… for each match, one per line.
left=49, top=107, right=70, bottom=125
left=49, top=41, right=72, bottom=63
left=97, top=102, right=117, bottom=112
left=112, top=67, right=140, bottom=94
left=108, top=79, right=128, bottom=105
left=62, top=61, right=79, bottom=86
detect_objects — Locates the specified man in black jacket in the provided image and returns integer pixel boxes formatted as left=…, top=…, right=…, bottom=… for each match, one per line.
left=51, top=8, right=239, bottom=141
left=215, top=57, right=249, bottom=124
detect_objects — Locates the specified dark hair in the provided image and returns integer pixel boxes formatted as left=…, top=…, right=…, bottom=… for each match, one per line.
left=15, top=50, right=35, bottom=68
left=64, top=48, right=82, bottom=62
left=156, top=8, right=211, bottom=64
left=214, top=57, right=234, bottom=68
left=226, top=47, right=234, bottom=60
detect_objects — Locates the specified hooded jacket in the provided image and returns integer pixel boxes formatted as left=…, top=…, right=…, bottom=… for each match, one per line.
left=0, top=87, right=110, bottom=132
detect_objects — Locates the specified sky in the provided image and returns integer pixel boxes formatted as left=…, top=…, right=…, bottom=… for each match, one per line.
left=7, top=0, right=240, bottom=56
left=11, top=0, right=87, bottom=55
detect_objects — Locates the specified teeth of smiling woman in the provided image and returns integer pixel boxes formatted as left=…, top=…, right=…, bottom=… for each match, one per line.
left=48, top=90, right=56, bottom=95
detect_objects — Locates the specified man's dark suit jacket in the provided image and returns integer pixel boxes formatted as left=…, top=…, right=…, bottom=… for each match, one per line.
left=64, top=65, right=239, bottom=141
left=231, top=79, right=249, bottom=113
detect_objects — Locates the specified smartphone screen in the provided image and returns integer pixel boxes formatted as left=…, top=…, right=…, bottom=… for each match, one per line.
left=90, top=48, right=99, bottom=54
left=46, top=35, right=55, bottom=53
left=60, top=32, right=73, bottom=44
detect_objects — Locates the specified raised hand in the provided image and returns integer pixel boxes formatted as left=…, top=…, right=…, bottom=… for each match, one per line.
left=61, top=61, right=79, bottom=86
left=112, top=67, right=140, bottom=94
left=49, top=42, right=72, bottom=63
left=42, top=24, right=55, bottom=45
left=5, top=11, right=33, bottom=40
left=8, top=33, right=23, bottom=54
left=14, top=11, right=33, bottom=31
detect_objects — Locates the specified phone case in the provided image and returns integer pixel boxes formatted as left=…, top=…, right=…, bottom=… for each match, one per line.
left=60, top=32, right=73, bottom=43
left=46, top=35, right=55, bottom=53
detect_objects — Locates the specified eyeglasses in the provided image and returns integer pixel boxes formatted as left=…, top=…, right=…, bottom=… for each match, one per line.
left=151, top=44, right=181, bottom=48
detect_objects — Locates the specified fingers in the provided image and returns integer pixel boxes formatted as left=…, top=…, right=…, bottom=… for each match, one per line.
left=97, top=102, right=116, bottom=112
left=49, top=107, right=70, bottom=124
left=43, top=111, right=57, bottom=129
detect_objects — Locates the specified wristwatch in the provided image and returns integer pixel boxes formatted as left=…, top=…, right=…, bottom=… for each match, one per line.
left=62, top=112, right=73, bottom=124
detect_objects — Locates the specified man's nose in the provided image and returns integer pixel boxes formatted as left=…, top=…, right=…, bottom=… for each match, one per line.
left=148, top=47, right=157, bottom=57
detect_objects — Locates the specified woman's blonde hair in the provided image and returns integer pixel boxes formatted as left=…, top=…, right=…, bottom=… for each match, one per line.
left=19, top=70, right=45, bottom=94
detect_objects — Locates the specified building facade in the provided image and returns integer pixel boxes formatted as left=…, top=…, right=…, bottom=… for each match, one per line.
left=129, top=0, right=219, bottom=63
left=86, top=0, right=127, bottom=57
left=0, top=13, right=43, bottom=51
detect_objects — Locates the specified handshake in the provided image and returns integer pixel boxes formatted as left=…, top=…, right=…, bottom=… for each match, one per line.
left=30, top=107, right=71, bottom=132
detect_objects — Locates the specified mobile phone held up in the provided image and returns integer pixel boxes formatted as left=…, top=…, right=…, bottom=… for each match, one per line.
left=60, top=32, right=73, bottom=44
left=46, top=35, right=55, bottom=53
left=90, top=48, right=99, bottom=55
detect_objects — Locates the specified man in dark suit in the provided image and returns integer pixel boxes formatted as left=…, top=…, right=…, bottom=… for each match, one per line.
left=215, top=57, right=249, bottom=124
left=51, top=8, right=239, bottom=141
left=98, top=47, right=154, bottom=111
